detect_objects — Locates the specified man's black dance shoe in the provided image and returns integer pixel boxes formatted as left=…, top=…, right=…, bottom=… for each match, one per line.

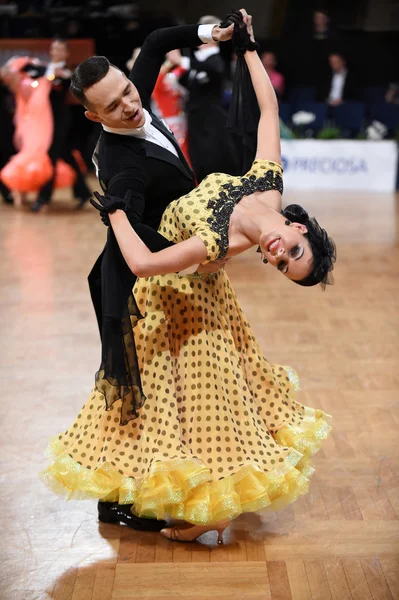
left=98, top=502, right=167, bottom=531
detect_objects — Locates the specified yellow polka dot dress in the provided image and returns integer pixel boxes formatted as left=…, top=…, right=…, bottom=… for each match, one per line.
left=43, top=160, right=331, bottom=524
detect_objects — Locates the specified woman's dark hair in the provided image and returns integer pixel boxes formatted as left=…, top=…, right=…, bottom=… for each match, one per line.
left=282, top=204, right=336, bottom=289
left=70, top=56, right=115, bottom=108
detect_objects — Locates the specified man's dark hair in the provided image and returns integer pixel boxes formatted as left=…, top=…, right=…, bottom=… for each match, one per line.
left=314, top=8, right=329, bottom=16
left=329, top=51, right=346, bottom=62
left=70, top=56, right=115, bottom=109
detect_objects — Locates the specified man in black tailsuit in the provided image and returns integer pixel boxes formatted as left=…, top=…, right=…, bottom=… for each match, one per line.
left=69, top=20, right=234, bottom=531
left=178, top=15, right=241, bottom=182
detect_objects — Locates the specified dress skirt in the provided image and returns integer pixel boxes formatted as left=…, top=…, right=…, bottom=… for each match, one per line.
left=43, top=270, right=331, bottom=525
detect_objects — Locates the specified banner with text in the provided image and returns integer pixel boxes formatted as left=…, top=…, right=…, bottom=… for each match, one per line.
left=280, top=140, right=398, bottom=192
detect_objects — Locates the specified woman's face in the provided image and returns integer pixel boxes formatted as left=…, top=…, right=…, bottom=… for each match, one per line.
left=259, top=222, right=313, bottom=281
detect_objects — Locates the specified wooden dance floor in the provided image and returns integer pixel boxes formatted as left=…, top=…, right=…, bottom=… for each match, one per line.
left=1, top=180, right=398, bottom=599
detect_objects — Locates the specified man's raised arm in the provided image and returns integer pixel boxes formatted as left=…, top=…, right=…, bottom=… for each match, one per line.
left=130, top=22, right=234, bottom=107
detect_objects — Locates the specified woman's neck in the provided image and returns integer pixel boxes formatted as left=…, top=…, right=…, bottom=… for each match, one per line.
left=228, top=193, right=283, bottom=256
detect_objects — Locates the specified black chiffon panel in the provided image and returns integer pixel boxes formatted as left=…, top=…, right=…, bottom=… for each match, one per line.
left=89, top=224, right=174, bottom=425
left=226, top=53, right=260, bottom=175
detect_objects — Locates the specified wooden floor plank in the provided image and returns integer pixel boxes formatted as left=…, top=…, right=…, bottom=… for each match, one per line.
left=52, top=568, right=78, bottom=600
left=320, top=486, right=346, bottom=521
left=71, top=567, right=97, bottom=600
left=227, top=528, right=248, bottom=562
left=134, top=532, right=157, bottom=564
left=361, top=559, right=394, bottom=600
left=117, top=528, right=138, bottom=564
left=90, top=564, right=115, bottom=600
left=245, top=532, right=266, bottom=563
left=380, top=559, right=399, bottom=600
left=337, top=486, right=364, bottom=521
left=306, top=483, right=329, bottom=521
left=154, top=535, right=175, bottom=564
left=368, top=486, right=398, bottom=521
left=112, top=562, right=271, bottom=597
left=342, top=560, right=373, bottom=600
left=285, top=560, right=312, bottom=600
left=304, top=561, right=332, bottom=600
left=267, top=561, right=292, bottom=600
left=324, top=560, right=353, bottom=600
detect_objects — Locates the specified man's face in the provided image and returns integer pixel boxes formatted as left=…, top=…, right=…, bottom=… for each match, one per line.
left=50, top=41, right=68, bottom=63
left=314, top=11, right=329, bottom=29
left=329, top=54, right=345, bottom=73
left=261, top=52, right=276, bottom=71
left=84, top=66, right=145, bottom=129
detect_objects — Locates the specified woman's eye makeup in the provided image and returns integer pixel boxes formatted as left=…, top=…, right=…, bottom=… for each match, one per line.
left=277, top=246, right=303, bottom=273
left=277, top=260, right=287, bottom=274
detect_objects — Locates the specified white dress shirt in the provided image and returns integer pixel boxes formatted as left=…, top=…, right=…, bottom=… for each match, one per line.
left=103, top=108, right=179, bottom=157
left=45, top=60, right=72, bottom=79
left=328, top=69, right=348, bottom=102
left=180, top=44, right=220, bottom=71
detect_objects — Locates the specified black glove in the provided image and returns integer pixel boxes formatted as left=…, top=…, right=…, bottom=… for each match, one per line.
left=220, top=9, right=259, bottom=55
left=90, top=190, right=132, bottom=227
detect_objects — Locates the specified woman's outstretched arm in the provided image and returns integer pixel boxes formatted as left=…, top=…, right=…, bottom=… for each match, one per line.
left=109, top=210, right=207, bottom=277
left=242, top=12, right=281, bottom=164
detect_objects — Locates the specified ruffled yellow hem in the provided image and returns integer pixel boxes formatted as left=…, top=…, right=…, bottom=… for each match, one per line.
left=41, top=410, right=331, bottom=525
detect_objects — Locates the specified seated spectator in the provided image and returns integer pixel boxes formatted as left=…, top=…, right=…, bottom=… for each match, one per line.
left=260, top=51, right=285, bottom=97
left=312, top=9, right=337, bottom=41
left=318, top=52, right=360, bottom=105
left=386, top=83, right=399, bottom=104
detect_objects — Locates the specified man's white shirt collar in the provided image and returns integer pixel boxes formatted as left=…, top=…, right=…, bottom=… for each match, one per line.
left=102, top=108, right=153, bottom=136
left=45, top=60, right=66, bottom=77
left=194, top=45, right=220, bottom=62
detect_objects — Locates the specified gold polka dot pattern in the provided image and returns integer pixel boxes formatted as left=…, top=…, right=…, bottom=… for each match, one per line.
left=158, top=159, right=284, bottom=263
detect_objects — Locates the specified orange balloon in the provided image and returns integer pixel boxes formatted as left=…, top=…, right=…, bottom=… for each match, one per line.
left=54, top=159, right=76, bottom=188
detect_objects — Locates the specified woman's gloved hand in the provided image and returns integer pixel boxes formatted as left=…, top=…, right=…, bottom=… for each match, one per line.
left=220, top=8, right=259, bottom=55
left=90, top=190, right=132, bottom=227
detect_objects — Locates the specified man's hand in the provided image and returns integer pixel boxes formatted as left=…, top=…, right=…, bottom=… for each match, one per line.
left=239, top=8, right=255, bottom=43
left=219, top=8, right=256, bottom=47
left=165, top=49, right=182, bottom=66
left=196, top=257, right=231, bottom=274
left=211, top=23, right=234, bottom=42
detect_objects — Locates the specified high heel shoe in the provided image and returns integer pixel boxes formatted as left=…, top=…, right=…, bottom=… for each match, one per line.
left=160, top=520, right=230, bottom=544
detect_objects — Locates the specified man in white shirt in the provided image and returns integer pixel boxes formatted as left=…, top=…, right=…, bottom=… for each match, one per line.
left=177, top=15, right=241, bottom=182
left=328, top=53, right=347, bottom=106
left=324, top=52, right=359, bottom=106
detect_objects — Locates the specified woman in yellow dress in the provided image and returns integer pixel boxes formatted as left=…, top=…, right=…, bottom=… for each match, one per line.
left=43, top=11, right=335, bottom=544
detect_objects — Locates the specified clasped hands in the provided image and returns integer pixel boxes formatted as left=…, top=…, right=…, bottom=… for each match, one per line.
left=212, top=8, right=255, bottom=45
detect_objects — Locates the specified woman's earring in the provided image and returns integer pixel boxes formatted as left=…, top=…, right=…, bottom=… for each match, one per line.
left=256, top=246, right=268, bottom=264
left=285, top=219, right=291, bottom=226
